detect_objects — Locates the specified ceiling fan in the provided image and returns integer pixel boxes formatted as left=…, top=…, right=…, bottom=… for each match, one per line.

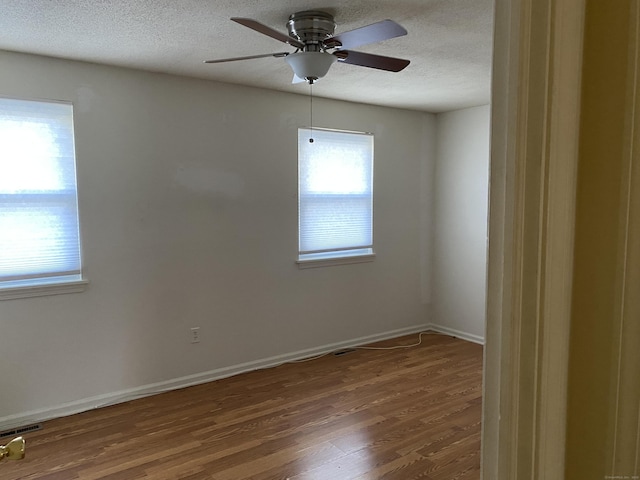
left=204, top=11, right=410, bottom=84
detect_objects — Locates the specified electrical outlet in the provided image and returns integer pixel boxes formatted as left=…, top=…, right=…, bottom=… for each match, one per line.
left=190, top=327, right=200, bottom=344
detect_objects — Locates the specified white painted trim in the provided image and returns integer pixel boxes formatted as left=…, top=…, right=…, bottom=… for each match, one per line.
left=0, top=323, right=429, bottom=431
left=427, top=324, right=485, bottom=345
left=0, top=279, right=89, bottom=301
left=481, top=0, right=521, bottom=477
left=296, top=253, right=375, bottom=269
left=534, top=1, right=584, bottom=477
left=483, top=0, right=585, bottom=478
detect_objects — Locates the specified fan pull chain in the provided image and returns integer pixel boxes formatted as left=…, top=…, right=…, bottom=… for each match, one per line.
left=309, top=82, right=314, bottom=143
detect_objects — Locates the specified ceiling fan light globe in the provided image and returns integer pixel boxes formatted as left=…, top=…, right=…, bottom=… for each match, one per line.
left=285, top=52, right=337, bottom=82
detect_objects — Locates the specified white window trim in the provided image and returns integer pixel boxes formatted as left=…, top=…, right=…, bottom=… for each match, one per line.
left=0, top=96, right=86, bottom=298
left=0, top=279, right=88, bottom=301
left=296, top=252, right=376, bottom=269
left=297, top=127, right=375, bottom=267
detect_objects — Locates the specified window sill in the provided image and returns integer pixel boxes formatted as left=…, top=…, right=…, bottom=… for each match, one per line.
left=296, top=253, right=376, bottom=269
left=0, top=279, right=89, bottom=301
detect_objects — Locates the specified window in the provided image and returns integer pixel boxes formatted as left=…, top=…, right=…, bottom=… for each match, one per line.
left=0, top=97, right=86, bottom=299
left=297, top=127, right=374, bottom=266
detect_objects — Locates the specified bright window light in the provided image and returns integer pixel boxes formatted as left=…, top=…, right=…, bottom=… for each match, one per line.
left=0, top=97, right=83, bottom=289
left=298, top=128, right=374, bottom=261
left=0, top=121, right=64, bottom=192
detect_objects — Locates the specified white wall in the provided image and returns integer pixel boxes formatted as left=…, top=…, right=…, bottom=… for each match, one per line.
left=0, top=51, right=437, bottom=427
left=432, top=105, right=490, bottom=342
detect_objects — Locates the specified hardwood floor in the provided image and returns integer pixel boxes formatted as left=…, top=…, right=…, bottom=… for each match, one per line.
left=2, top=333, right=483, bottom=479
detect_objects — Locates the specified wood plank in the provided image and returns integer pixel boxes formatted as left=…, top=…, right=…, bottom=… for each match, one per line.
left=2, top=333, right=482, bottom=479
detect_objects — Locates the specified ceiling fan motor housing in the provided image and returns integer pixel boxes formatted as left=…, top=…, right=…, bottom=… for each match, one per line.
left=205, top=12, right=410, bottom=83
left=287, top=11, right=337, bottom=52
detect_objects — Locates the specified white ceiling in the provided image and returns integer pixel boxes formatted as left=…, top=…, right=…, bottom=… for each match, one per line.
left=0, top=0, right=494, bottom=113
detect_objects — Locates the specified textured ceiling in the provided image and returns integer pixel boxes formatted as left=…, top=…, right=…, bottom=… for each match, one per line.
left=0, top=0, right=494, bottom=113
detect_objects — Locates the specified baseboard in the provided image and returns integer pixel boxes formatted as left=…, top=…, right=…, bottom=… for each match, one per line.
left=426, top=323, right=485, bottom=345
left=0, top=323, right=430, bottom=431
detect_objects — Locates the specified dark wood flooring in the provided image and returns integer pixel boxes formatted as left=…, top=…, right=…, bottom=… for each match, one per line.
left=2, top=333, right=483, bottom=479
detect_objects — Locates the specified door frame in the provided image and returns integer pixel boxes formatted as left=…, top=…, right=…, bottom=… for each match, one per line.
left=482, top=0, right=586, bottom=477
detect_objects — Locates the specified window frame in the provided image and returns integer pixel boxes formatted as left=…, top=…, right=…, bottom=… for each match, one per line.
left=296, top=127, right=376, bottom=268
left=0, top=96, right=87, bottom=300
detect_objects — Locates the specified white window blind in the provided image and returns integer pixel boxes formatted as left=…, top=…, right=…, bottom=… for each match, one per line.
left=298, top=128, right=374, bottom=261
left=0, top=97, right=82, bottom=288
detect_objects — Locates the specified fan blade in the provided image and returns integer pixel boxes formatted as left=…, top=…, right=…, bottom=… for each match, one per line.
left=231, top=18, right=305, bottom=49
left=325, top=20, right=407, bottom=50
left=204, top=52, right=289, bottom=64
left=335, top=50, right=410, bottom=72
